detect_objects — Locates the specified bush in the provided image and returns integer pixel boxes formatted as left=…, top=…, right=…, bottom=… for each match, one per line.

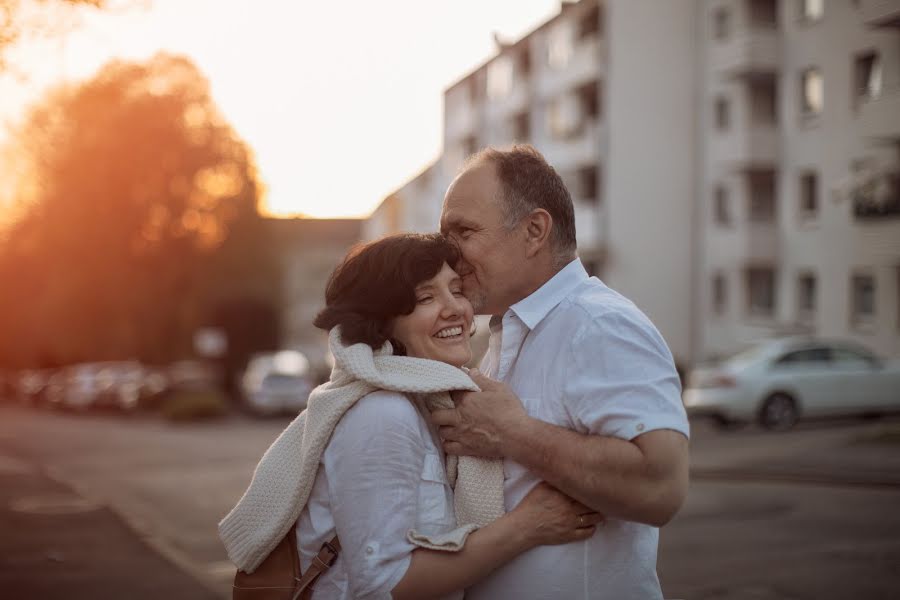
left=160, top=389, right=229, bottom=422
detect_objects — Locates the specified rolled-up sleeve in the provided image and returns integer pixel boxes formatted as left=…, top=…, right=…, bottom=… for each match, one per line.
left=562, top=310, right=690, bottom=441
left=323, top=391, right=426, bottom=599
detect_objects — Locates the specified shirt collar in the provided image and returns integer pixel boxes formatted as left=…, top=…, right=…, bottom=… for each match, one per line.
left=508, top=259, right=589, bottom=330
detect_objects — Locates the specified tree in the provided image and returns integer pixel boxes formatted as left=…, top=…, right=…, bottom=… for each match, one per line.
left=0, top=52, right=277, bottom=368
left=0, top=0, right=125, bottom=73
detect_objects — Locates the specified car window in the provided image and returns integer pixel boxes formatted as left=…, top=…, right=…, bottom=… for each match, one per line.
left=830, top=347, right=877, bottom=368
left=774, top=347, right=830, bottom=366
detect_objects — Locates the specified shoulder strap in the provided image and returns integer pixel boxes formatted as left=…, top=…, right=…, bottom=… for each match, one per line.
left=292, top=536, right=341, bottom=600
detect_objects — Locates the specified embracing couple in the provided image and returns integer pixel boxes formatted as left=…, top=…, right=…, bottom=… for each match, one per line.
left=220, top=145, right=690, bottom=600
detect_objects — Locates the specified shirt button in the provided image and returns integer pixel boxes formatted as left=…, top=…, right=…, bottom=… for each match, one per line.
left=365, top=546, right=374, bottom=555
left=636, top=423, right=645, bottom=432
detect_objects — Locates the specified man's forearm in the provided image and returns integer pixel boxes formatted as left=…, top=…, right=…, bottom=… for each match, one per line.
left=501, top=416, right=688, bottom=527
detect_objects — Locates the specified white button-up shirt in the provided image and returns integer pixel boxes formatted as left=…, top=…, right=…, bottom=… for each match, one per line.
left=467, top=259, right=690, bottom=600
left=296, top=390, right=462, bottom=600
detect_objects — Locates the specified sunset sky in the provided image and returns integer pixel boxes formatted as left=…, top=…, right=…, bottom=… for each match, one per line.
left=0, top=0, right=561, bottom=218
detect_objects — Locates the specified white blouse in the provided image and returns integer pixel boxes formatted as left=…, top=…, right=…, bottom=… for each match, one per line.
left=296, top=389, right=463, bottom=600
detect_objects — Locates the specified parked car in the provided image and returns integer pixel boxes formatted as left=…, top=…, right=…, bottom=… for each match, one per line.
left=16, top=368, right=53, bottom=405
left=683, top=338, right=900, bottom=430
left=240, top=350, right=314, bottom=416
left=60, top=361, right=145, bottom=412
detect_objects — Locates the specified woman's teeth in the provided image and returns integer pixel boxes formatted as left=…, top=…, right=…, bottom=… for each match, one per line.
left=435, top=326, right=463, bottom=338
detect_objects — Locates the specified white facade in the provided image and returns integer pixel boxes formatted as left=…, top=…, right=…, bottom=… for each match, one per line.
left=364, top=0, right=900, bottom=366
left=603, top=0, right=698, bottom=366
left=699, top=0, right=900, bottom=363
left=363, top=160, right=445, bottom=240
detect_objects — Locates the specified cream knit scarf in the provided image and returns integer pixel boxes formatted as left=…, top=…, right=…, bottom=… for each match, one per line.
left=219, top=327, right=506, bottom=573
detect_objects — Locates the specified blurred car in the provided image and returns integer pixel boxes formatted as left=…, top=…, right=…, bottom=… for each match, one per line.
left=16, top=368, right=53, bottom=405
left=683, top=337, right=900, bottom=431
left=240, top=350, right=314, bottom=416
left=62, top=361, right=146, bottom=412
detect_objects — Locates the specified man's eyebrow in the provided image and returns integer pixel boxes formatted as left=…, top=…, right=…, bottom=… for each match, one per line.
left=446, top=217, right=479, bottom=230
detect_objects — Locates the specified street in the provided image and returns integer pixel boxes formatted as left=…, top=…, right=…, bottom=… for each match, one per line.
left=1, top=404, right=899, bottom=599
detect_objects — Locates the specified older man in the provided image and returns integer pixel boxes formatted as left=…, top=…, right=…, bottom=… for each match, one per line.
left=434, top=144, right=690, bottom=600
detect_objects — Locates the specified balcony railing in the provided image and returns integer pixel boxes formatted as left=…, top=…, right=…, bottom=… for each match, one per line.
left=712, top=26, right=780, bottom=78
left=857, top=84, right=900, bottom=141
left=857, top=0, right=900, bottom=28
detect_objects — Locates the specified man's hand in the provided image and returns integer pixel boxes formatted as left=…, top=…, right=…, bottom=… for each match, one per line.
left=431, top=370, right=531, bottom=458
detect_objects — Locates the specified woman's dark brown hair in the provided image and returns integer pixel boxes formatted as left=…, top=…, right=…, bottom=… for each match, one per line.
left=313, top=233, right=460, bottom=353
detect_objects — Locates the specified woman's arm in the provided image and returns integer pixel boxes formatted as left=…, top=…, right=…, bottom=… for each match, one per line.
left=391, top=483, right=602, bottom=600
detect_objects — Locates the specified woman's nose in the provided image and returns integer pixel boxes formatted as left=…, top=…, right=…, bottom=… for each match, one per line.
left=441, top=294, right=463, bottom=317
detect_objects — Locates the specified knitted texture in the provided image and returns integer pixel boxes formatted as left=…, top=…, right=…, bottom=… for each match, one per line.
left=218, top=327, right=506, bottom=573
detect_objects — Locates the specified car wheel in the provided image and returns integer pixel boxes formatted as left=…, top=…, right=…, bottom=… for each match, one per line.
left=759, top=393, right=798, bottom=431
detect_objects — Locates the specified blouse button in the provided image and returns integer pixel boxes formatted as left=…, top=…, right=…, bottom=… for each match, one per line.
left=365, top=546, right=374, bottom=555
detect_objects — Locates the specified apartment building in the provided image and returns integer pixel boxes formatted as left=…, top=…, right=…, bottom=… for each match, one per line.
left=271, top=218, right=362, bottom=352
left=365, top=0, right=900, bottom=366
left=699, top=0, right=900, bottom=362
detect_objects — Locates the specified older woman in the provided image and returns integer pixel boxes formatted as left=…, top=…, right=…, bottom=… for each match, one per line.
left=221, top=234, right=601, bottom=600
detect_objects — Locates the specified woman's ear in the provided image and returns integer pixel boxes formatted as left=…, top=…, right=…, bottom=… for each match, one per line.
left=524, top=209, right=553, bottom=258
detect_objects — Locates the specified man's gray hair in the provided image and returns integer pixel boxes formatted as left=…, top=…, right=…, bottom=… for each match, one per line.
left=466, top=144, right=577, bottom=263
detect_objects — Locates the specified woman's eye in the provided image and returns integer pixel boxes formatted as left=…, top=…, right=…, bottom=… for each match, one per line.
left=451, top=289, right=464, bottom=296
left=416, top=296, right=433, bottom=304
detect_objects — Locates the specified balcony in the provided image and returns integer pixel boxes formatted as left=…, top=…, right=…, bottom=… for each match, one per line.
left=574, top=201, right=605, bottom=251
left=744, top=221, right=779, bottom=262
left=712, top=27, right=780, bottom=79
left=540, top=120, right=604, bottom=170
left=713, top=125, right=779, bottom=169
left=858, top=0, right=900, bottom=28
left=536, top=34, right=604, bottom=99
left=858, top=85, right=900, bottom=141
left=486, top=82, right=531, bottom=120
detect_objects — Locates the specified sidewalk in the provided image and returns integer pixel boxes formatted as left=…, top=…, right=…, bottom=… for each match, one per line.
left=0, top=453, right=220, bottom=600
left=690, top=420, right=900, bottom=488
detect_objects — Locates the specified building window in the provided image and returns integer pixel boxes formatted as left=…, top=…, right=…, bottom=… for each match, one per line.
left=578, top=4, right=601, bottom=40
left=714, top=185, right=731, bottom=226
left=547, top=24, right=573, bottom=69
left=800, top=68, right=824, bottom=118
left=487, top=56, right=514, bottom=100
left=461, top=135, right=478, bottom=158
left=712, top=7, right=730, bottom=40
left=749, top=78, right=778, bottom=126
left=746, top=266, right=777, bottom=317
left=547, top=95, right=581, bottom=139
left=851, top=273, right=876, bottom=326
left=715, top=96, right=730, bottom=130
left=797, top=272, right=817, bottom=320
left=854, top=51, right=882, bottom=103
left=576, top=81, right=601, bottom=121
left=511, top=111, right=530, bottom=141
left=749, top=0, right=778, bottom=27
left=578, top=166, right=600, bottom=204
left=712, top=272, right=728, bottom=315
left=748, top=170, right=777, bottom=222
left=799, top=171, right=819, bottom=218
left=799, top=0, right=824, bottom=21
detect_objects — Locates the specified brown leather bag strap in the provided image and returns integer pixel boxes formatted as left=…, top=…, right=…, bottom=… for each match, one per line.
left=292, top=535, right=341, bottom=600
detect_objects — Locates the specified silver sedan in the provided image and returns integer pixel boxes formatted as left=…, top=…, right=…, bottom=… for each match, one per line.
left=683, top=337, right=900, bottom=431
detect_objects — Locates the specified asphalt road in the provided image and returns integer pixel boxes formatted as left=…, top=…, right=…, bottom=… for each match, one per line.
left=1, top=403, right=898, bottom=599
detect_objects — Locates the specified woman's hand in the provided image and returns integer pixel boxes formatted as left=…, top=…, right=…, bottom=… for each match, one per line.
left=511, top=482, right=605, bottom=547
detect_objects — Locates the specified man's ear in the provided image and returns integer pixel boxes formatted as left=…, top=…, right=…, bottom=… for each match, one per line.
left=523, top=209, right=552, bottom=258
